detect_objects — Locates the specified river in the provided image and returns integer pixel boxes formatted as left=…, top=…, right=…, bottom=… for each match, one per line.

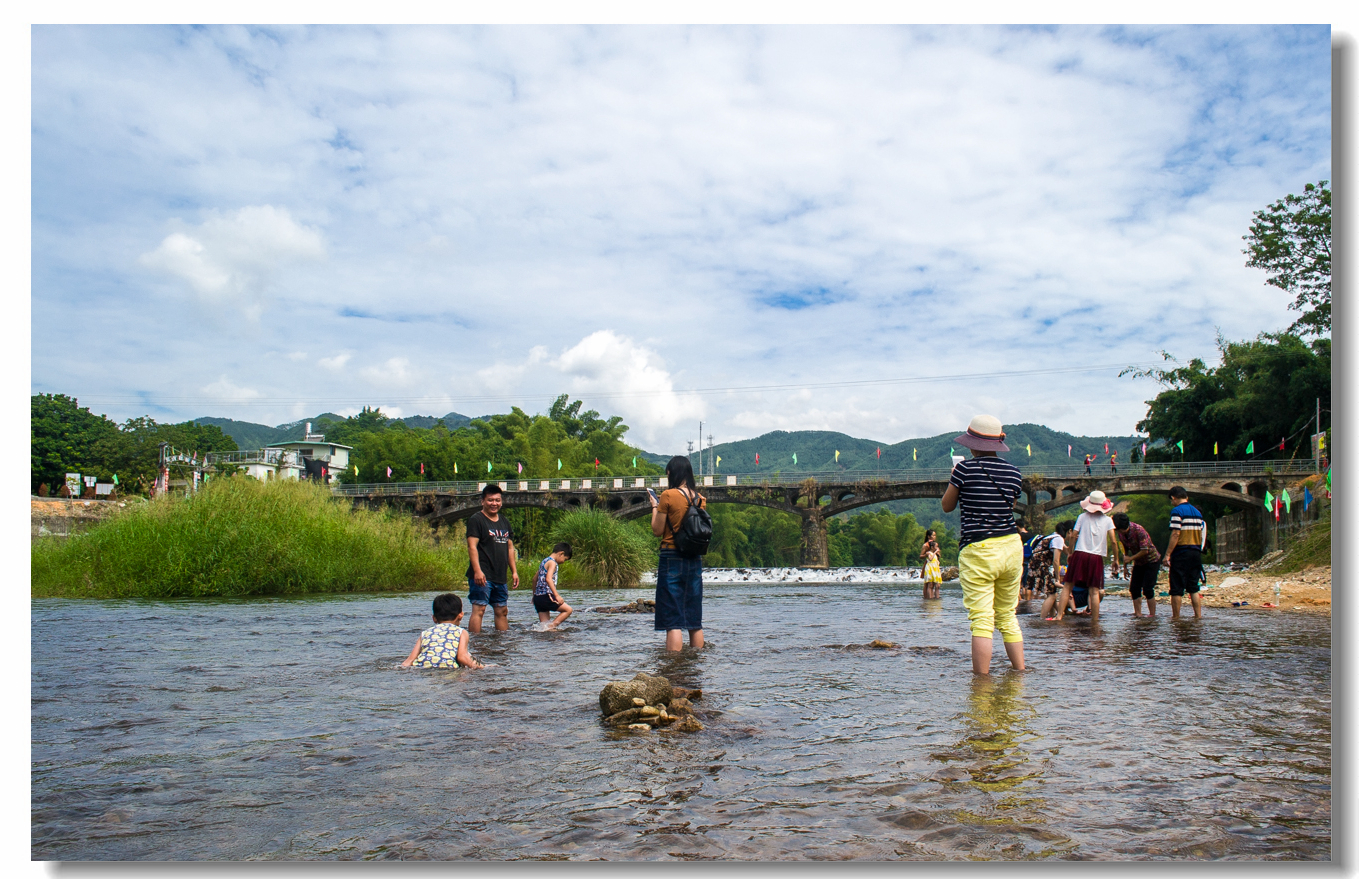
left=31, top=583, right=1330, bottom=860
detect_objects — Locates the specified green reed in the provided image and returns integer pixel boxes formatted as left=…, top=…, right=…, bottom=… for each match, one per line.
left=31, top=478, right=468, bottom=599
left=546, top=508, right=653, bottom=588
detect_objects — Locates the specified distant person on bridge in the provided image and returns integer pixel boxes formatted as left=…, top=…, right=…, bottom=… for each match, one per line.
left=465, top=483, right=520, bottom=633
left=921, top=530, right=943, bottom=599
left=1053, top=491, right=1121, bottom=624
left=1084, top=454, right=1094, bottom=476
left=941, top=415, right=1025, bottom=676
left=650, top=455, right=708, bottom=652
left=1109, top=451, right=1118, bottom=474
left=1112, top=512, right=1160, bottom=617
left=1162, top=486, right=1207, bottom=620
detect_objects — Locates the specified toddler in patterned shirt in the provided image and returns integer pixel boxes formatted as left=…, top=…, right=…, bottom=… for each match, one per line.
left=401, top=593, right=484, bottom=670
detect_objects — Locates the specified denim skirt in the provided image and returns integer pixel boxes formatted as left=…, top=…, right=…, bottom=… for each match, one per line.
left=655, top=548, right=703, bottom=631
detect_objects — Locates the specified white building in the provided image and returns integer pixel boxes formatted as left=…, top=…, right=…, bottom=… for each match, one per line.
left=266, top=424, right=352, bottom=484
left=207, top=447, right=305, bottom=482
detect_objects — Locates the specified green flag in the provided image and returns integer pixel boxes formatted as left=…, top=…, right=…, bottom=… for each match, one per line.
left=1176, top=440, right=1184, bottom=453
left=792, top=453, right=798, bottom=465
left=487, top=461, right=493, bottom=473
left=1264, top=490, right=1274, bottom=510
left=1327, top=467, right=1331, bottom=491
left=1026, top=444, right=1031, bottom=456
left=557, top=458, right=562, bottom=471
left=1282, top=489, right=1292, bottom=514
left=949, top=446, right=954, bottom=457
left=1246, top=440, right=1254, bottom=454
left=112, top=473, right=119, bottom=485
left=632, top=456, right=637, bottom=468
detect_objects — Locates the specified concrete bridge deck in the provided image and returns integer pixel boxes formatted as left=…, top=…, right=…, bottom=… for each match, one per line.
left=335, top=460, right=1318, bottom=568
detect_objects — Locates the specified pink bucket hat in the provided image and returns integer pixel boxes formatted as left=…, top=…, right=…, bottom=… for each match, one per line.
left=1080, top=490, right=1114, bottom=513
left=954, top=414, right=1010, bottom=453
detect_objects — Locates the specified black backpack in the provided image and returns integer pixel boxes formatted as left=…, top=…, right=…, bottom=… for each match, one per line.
left=667, top=487, right=713, bottom=558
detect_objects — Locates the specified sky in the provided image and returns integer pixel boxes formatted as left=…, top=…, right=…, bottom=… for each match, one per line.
left=30, top=24, right=1332, bottom=453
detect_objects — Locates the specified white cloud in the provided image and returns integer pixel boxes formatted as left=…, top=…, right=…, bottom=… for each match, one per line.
left=201, top=375, right=260, bottom=403
left=318, top=352, right=351, bottom=371
left=32, top=26, right=1331, bottom=441
left=286, top=351, right=308, bottom=362
left=139, top=205, right=325, bottom=320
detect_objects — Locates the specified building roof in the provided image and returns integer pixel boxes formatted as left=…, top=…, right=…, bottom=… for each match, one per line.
left=265, top=440, right=354, bottom=450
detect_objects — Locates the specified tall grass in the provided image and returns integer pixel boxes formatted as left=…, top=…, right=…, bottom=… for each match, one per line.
left=31, top=478, right=468, bottom=599
left=1266, top=508, right=1331, bottom=574
left=547, top=508, right=653, bottom=588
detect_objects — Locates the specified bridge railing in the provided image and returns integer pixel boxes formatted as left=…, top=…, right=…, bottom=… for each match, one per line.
left=330, top=459, right=1315, bottom=497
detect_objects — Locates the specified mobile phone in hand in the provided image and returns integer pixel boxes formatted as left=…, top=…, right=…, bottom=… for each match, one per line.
left=647, top=488, right=658, bottom=504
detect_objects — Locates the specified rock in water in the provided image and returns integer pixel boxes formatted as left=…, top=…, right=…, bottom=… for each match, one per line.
left=599, top=672, right=675, bottom=717
left=667, top=696, right=694, bottom=715
left=674, top=715, right=704, bottom=732
left=627, top=723, right=652, bottom=732
left=941, top=566, right=959, bottom=581
left=869, top=639, right=899, bottom=649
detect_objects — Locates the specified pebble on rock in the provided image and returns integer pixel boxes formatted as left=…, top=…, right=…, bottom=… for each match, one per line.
left=627, top=723, right=651, bottom=731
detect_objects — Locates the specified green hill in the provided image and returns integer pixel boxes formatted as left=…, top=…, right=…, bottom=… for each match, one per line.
left=690, top=424, right=1142, bottom=474
left=195, top=411, right=484, bottom=448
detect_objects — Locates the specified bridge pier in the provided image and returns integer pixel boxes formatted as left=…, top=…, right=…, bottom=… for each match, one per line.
left=799, top=511, right=829, bottom=569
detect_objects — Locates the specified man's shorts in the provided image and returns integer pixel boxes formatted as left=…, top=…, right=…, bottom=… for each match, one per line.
left=532, top=593, right=562, bottom=614
left=1168, top=550, right=1203, bottom=597
left=1129, top=564, right=1159, bottom=601
left=468, top=579, right=509, bottom=607
left=1070, top=585, right=1090, bottom=610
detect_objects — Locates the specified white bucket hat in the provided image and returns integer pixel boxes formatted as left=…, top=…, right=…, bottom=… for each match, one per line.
left=1080, top=490, right=1114, bottom=513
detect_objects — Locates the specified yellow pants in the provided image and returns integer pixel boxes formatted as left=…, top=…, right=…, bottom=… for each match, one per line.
left=958, top=533, right=1024, bottom=643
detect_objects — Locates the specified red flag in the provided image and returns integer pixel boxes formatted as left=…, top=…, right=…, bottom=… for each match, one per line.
left=1141, top=442, right=1147, bottom=457
left=594, top=458, right=599, bottom=470
left=1104, top=443, right=1109, bottom=454
left=1279, top=438, right=1286, bottom=451
left=420, top=462, right=424, bottom=475
left=876, top=447, right=881, bottom=459
left=1275, top=497, right=1281, bottom=521
left=755, top=453, right=760, bottom=465
left=386, top=466, right=392, bottom=478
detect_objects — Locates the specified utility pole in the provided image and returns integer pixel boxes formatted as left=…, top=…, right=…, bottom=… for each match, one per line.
left=1316, top=397, right=1321, bottom=473
left=707, top=434, right=714, bottom=477
left=697, top=421, right=703, bottom=476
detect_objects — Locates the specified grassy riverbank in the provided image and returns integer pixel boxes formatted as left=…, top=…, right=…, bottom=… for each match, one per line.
left=31, top=478, right=469, bottom=599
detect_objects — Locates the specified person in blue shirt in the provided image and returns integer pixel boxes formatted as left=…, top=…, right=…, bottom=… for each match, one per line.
left=1161, top=486, right=1207, bottom=619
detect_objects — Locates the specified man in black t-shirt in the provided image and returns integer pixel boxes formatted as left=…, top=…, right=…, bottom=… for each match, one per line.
left=465, top=484, right=519, bottom=633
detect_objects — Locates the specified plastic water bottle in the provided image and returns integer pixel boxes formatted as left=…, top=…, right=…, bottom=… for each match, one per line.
left=1275, top=581, right=1282, bottom=603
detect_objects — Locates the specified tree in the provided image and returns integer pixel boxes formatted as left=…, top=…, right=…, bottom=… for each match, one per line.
left=1127, top=332, right=1329, bottom=461
left=1244, top=180, right=1331, bottom=337
left=30, top=394, right=119, bottom=494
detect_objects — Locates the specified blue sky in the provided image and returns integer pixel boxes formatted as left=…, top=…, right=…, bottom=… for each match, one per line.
left=31, top=24, right=1332, bottom=451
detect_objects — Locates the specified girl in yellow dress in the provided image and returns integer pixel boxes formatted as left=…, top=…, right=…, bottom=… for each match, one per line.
left=921, top=530, right=943, bottom=599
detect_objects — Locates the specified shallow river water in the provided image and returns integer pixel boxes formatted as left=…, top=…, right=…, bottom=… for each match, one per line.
left=32, top=583, right=1330, bottom=861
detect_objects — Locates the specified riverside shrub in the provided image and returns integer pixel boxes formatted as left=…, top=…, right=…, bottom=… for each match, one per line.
left=548, top=508, right=652, bottom=588
left=31, top=478, right=467, bottom=598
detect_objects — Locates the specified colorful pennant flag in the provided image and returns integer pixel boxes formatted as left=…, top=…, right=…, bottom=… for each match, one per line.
left=876, top=447, right=881, bottom=460
left=632, top=456, right=637, bottom=469
left=1282, top=489, right=1292, bottom=514
left=386, top=466, right=392, bottom=478
left=594, top=458, right=600, bottom=471
left=487, top=461, right=493, bottom=473
left=1213, top=442, right=1218, bottom=455
left=1141, top=442, right=1147, bottom=457
left=835, top=450, right=840, bottom=463
left=716, top=456, right=721, bottom=469
left=793, top=453, right=798, bottom=465
left=1026, top=444, right=1031, bottom=456
left=949, top=447, right=954, bottom=458
left=112, top=473, right=119, bottom=485
left=1246, top=441, right=1254, bottom=454
left=913, top=448, right=917, bottom=461
left=1104, top=443, right=1109, bottom=454
left=517, top=462, right=523, bottom=474
left=1275, top=497, right=1282, bottom=521
left=420, top=462, right=425, bottom=474
left=454, top=462, right=458, bottom=474
left=354, top=464, right=358, bottom=475
left=755, top=453, right=760, bottom=466
left=557, top=458, right=562, bottom=470
left=1264, top=490, right=1274, bottom=510
left=1176, top=440, right=1184, bottom=453
left=1068, top=445, right=1072, bottom=457
left=1279, top=438, right=1286, bottom=451
left=1304, top=485, right=1313, bottom=511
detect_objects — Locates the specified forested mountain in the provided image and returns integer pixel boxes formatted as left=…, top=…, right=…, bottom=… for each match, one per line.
left=688, top=424, right=1144, bottom=475
left=195, top=411, right=483, bottom=448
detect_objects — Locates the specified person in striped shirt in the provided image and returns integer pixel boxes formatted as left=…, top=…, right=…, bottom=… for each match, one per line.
left=1161, top=486, right=1207, bottom=619
left=941, top=415, right=1025, bottom=676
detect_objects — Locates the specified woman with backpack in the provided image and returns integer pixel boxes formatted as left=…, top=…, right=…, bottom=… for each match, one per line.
left=650, top=455, right=710, bottom=652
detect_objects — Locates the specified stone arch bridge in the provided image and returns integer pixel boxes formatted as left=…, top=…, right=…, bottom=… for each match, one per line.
left=335, top=461, right=1313, bottom=568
